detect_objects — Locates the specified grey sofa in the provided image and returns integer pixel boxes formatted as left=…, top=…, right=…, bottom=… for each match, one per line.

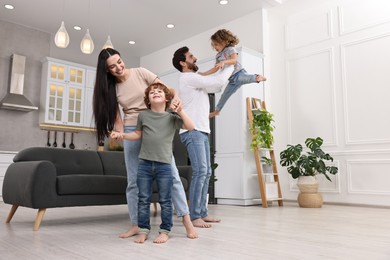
left=2, top=147, right=191, bottom=231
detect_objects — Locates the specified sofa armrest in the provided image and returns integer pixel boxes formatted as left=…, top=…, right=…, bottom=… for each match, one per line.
left=2, top=161, right=57, bottom=209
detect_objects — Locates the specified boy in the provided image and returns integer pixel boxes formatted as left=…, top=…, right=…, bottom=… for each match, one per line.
left=111, top=83, right=194, bottom=243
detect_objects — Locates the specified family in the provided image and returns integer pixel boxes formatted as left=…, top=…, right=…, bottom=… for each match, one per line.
left=92, top=29, right=266, bottom=244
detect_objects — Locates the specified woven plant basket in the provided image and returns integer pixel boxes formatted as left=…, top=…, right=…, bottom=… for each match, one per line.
left=298, top=193, right=323, bottom=208
left=296, top=176, right=323, bottom=208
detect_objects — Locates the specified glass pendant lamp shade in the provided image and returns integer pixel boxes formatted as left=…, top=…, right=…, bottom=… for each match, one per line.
left=54, top=21, right=70, bottom=48
left=80, top=29, right=94, bottom=54
left=102, top=35, right=114, bottom=49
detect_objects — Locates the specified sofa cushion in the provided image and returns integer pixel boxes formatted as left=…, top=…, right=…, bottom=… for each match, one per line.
left=98, top=151, right=127, bottom=177
left=57, top=175, right=127, bottom=195
left=14, top=147, right=104, bottom=176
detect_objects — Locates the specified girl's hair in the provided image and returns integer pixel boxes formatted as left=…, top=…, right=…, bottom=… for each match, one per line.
left=210, top=29, right=239, bottom=49
left=93, top=48, right=121, bottom=142
left=144, top=83, right=174, bottom=110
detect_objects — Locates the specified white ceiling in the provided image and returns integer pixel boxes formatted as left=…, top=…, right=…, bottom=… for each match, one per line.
left=0, top=0, right=281, bottom=57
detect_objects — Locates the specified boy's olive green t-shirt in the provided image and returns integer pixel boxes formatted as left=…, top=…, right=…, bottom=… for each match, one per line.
left=136, top=109, right=183, bottom=164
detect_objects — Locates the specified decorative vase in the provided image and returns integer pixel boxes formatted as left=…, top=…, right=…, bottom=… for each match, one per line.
left=297, top=176, right=323, bottom=208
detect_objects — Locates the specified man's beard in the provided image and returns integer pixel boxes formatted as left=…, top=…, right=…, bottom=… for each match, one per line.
left=186, top=61, right=198, bottom=72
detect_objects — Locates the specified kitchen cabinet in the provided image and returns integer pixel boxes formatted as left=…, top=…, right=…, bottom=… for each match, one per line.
left=40, top=57, right=95, bottom=128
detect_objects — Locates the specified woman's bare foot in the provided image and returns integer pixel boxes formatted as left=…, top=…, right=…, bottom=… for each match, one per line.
left=192, top=218, right=212, bottom=228
left=154, top=233, right=169, bottom=243
left=202, top=216, right=221, bottom=223
left=134, top=233, right=148, bottom=243
left=256, top=75, right=267, bottom=82
left=209, top=110, right=220, bottom=118
left=183, top=214, right=198, bottom=239
left=119, top=225, right=139, bottom=238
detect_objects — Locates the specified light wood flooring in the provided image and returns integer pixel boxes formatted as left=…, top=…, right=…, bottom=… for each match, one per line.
left=1, top=201, right=389, bottom=260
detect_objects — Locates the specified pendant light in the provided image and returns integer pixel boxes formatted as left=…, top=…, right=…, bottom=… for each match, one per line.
left=80, top=0, right=94, bottom=54
left=80, top=29, right=94, bottom=54
left=102, top=0, right=114, bottom=49
left=54, top=0, right=69, bottom=48
left=102, top=35, right=114, bottom=49
left=54, top=21, right=70, bottom=48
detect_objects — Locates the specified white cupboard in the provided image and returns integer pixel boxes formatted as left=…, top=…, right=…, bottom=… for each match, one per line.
left=40, top=57, right=96, bottom=128
left=214, top=47, right=266, bottom=205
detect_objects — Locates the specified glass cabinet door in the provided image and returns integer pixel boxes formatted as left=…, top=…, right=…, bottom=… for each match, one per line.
left=47, top=83, right=64, bottom=123
left=49, top=63, right=66, bottom=81
left=67, top=86, right=83, bottom=124
left=68, top=67, right=84, bottom=85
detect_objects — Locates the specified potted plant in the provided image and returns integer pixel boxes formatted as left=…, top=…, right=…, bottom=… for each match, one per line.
left=261, top=156, right=273, bottom=173
left=279, top=137, right=338, bottom=207
left=250, top=108, right=275, bottom=150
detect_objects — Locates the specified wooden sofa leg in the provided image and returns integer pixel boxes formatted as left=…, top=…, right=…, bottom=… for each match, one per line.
left=33, top=208, right=46, bottom=231
left=6, top=205, right=18, bottom=223
left=153, top=202, right=158, bottom=217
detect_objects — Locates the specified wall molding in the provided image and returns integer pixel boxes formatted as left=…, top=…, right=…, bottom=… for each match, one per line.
left=286, top=47, right=338, bottom=147
left=340, top=33, right=390, bottom=145
left=338, top=2, right=390, bottom=36
left=347, top=159, right=390, bottom=195
left=285, top=8, right=334, bottom=50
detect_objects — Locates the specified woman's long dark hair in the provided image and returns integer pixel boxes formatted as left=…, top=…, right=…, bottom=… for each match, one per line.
left=93, top=48, right=121, bottom=143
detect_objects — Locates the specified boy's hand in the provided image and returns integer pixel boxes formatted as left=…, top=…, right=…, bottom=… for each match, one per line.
left=170, top=98, right=182, bottom=112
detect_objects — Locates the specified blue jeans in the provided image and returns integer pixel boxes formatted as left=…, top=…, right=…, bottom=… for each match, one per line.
left=137, top=159, right=173, bottom=234
left=123, top=126, right=189, bottom=226
left=216, top=69, right=258, bottom=111
left=180, top=130, right=211, bottom=220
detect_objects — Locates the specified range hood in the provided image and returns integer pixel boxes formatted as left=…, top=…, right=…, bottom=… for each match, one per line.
left=0, top=54, right=38, bottom=112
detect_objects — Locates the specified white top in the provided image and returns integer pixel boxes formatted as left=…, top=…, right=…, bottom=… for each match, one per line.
left=178, top=66, right=233, bottom=134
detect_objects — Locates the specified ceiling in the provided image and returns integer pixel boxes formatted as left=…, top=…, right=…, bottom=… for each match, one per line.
left=0, top=0, right=281, bottom=57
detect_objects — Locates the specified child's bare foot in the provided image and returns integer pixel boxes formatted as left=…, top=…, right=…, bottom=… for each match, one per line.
left=256, top=75, right=267, bottom=82
left=192, top=218, right=212, bottom=228
left=202, top=216, right=221, bottom=223
left=134, top=233, right=148, bottom=243
left=209, top=110, right=220, bottom=118
left=183, top=214, right=198, bottom=239
left=119, top=225, right=139, bottom=238
left=154, top=233, right=169, bottom=243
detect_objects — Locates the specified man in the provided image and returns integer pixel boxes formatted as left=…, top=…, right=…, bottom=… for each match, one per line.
left=172, top=46, right=233, bottom=228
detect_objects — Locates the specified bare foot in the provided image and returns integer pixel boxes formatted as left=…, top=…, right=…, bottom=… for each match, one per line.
left=119, top=225, right=139, bottom=238
left=153, top=233, right=169, bottom=243
left=202, top=216, right=221, bottom=223
left=134, top=233, right=148, bottom=243
left=209, top=111, right=220, bottom=118
left=192, top=218, right=212, bottom=228
left=183, top=215, right=198, bottom=239
left=256, top=75, right=267, bottom=82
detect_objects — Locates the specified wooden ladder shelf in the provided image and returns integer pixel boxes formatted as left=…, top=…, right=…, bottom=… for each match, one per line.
left=246, top=97, right=283, bottom=208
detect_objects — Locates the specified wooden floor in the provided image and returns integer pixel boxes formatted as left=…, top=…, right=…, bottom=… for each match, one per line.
left=1, top=201, right=389, bottom=260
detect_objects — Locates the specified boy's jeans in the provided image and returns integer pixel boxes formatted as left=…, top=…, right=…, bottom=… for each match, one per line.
left=137, top=159, right=173, bottom=234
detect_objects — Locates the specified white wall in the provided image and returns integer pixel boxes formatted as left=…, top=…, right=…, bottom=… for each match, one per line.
left=268, top=0, right=390, bottom=206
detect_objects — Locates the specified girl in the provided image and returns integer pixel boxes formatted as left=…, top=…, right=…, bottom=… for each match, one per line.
left=199, top=29, right=267, bottom=118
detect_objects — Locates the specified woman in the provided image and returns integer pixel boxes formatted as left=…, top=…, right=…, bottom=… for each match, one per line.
left=93, top=48, right=197, bottom=239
